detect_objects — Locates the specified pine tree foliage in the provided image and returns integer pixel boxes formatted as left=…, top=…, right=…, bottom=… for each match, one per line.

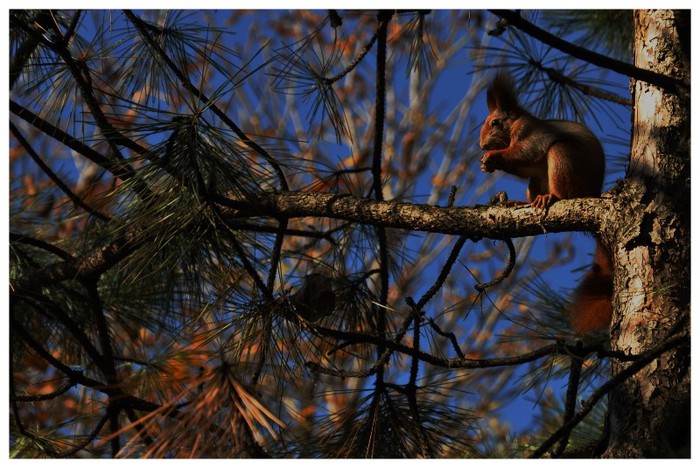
left=9, top=9, right=687, bottom=458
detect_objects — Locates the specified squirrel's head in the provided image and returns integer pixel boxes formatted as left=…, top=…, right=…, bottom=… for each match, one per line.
left=479, top=72, right=521, bottom=150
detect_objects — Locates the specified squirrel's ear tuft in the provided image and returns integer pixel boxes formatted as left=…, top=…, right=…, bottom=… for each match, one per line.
left=486, top=72, right=520, bottom=113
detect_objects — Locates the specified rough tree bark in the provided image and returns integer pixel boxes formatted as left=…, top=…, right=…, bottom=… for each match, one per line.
left=603, top=9, right=690, bottom=458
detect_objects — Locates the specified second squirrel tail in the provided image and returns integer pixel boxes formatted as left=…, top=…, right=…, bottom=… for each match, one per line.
left=569, top=241, right=613, bottom=334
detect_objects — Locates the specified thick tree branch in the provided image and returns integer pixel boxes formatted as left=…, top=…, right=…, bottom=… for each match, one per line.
left=11, top=192, right=609, bottom=295
left=221, top=191, right=607, bottom=238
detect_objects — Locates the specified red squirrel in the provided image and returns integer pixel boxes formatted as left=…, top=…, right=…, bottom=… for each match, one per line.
left=478, top=73, right=612, bottom=334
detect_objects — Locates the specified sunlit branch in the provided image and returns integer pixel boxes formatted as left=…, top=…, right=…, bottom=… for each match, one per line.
left=218, top=191, right=607, bottom=238
left=11, top=190, right=607, bottom=298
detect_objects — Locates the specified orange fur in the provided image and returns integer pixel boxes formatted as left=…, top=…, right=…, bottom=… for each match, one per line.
left=479, top=73, right=613, bottom=334
left=569, top=243, right=613, bottom=333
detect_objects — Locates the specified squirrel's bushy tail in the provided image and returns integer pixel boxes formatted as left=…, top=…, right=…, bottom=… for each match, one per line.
left=569, top=241, right=613, bottom=334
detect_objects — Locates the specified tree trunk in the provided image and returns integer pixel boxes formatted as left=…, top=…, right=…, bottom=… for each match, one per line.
left=604, top=9, right=690, bottom=458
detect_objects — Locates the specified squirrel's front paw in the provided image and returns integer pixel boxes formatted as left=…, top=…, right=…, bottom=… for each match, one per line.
left=481, top=152, right=501, bottom=173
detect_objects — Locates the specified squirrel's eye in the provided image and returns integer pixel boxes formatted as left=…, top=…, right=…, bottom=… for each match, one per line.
left=490, top=118, right=501, bottom=127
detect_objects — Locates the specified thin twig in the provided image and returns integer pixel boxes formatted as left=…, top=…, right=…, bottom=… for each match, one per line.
left=12, top=378, right=77, bottom=402
left=10, top=232, right=75, bottom=262
left=221, top=220, right=337, bottom=242
left=406, top=302, right=434, bottom=457
left=372, top=12, right=391, bottom=380
left=326, top=29, right=379, bottom=84
left=36, top=19, right=128, bottom=165
left=427, top=318, right=465, bottom=359
left=529, top=333, right=689, bottom=458
left=553, top=346, right=584, bottom=457
left=416, top=235, right=469, bottom=310
left=307, top=297, right=419, bottom=379
left=11, top=316, right=187, bottom=414
left=123, top=10, right=289, bottom=191
left=9, top=11, right=54, bottom=89
left=59, top=10, right=82, bottom=47
left=490, top=10, right=689, bottom=97
left=10, top=122, right=111, bottom=221
left=10, top=101, right=135, bottom=184
left=533, top=61, right=632, bottom=106
left=447, top=186, right=458, bottom=207
left=216, top=209, right=273, bottom=300
left=474, top=238, right=516, bottom=291
left=314, top=323, right=605, bottom=370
